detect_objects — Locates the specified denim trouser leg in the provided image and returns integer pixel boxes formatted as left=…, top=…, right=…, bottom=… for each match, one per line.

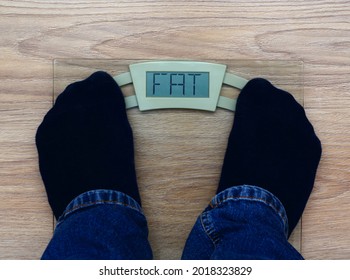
left=181, top=185, right=303, bottom=260
left=42, top=186, right=302, bottom=260
left=42, top=190, right=152, bottom=260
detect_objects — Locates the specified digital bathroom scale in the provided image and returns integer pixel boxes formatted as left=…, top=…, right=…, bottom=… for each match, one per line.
left=52, top=59, right=304, bottom=258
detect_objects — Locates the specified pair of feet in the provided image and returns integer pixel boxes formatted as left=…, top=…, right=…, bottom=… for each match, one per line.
left=36, top=72, right=321, bottom=236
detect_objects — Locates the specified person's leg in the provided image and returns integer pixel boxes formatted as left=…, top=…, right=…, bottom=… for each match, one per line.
left=182, top=78, right=321, bottom=259
left=182, top=185, right=302, bottom=260
left=36, top=72, right=152, bottom=259
left=42, top=190, right=152, bottom=259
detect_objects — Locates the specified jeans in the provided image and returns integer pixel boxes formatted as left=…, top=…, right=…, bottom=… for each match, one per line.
left=41, top=185, right=303, bottom=260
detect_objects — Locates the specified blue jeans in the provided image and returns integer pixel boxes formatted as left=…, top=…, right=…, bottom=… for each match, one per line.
left=41, top=185, right=303, bottom=260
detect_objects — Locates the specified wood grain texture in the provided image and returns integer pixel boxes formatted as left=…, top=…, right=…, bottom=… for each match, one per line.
left=0, top=0, right=349, bottom=259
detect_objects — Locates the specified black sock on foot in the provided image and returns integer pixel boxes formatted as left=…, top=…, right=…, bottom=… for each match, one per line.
left=36, top=71, right=140, bottom=219
left=218, top=78, right=322, bottom=235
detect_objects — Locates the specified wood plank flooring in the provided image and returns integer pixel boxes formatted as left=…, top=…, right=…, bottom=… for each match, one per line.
left=0, top=0, right=349, bottom=259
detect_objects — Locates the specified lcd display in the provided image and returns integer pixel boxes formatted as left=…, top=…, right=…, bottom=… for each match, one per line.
left=146, top=72, right=209, bottom=97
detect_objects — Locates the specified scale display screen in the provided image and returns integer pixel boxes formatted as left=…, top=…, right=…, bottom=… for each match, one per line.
left=146, top=72, right=209, bottom=98
left=127, top=61, right=232, bottom=111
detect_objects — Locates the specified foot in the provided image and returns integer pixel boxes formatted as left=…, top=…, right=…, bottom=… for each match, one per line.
left=218, top=78, right=322, bottom=235
left=36, top=71, right=140, bottom=219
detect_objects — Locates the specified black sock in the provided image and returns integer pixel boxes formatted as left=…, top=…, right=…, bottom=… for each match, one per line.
left=36, top=71, right=140, bottom=219
left=218, top=78, right=322, bottom=235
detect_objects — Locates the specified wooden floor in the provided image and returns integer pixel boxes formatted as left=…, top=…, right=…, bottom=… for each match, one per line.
left=0, top=1, right=349, bottom=259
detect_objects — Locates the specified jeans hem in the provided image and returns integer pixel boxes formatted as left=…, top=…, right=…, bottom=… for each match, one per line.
left=57, top=189, right=143, bottom=226
left=209, top=185, right=289, bottom=238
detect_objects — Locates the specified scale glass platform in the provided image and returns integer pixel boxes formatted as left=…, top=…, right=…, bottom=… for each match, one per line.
left=53, top=59, right=304, bottom=258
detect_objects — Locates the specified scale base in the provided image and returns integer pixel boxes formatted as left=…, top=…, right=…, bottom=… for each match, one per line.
left=53, top=59, right=303, bottom=259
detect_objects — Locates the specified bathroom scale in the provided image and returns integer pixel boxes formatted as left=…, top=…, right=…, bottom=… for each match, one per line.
left=53, top=59, right=304, bottom=259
